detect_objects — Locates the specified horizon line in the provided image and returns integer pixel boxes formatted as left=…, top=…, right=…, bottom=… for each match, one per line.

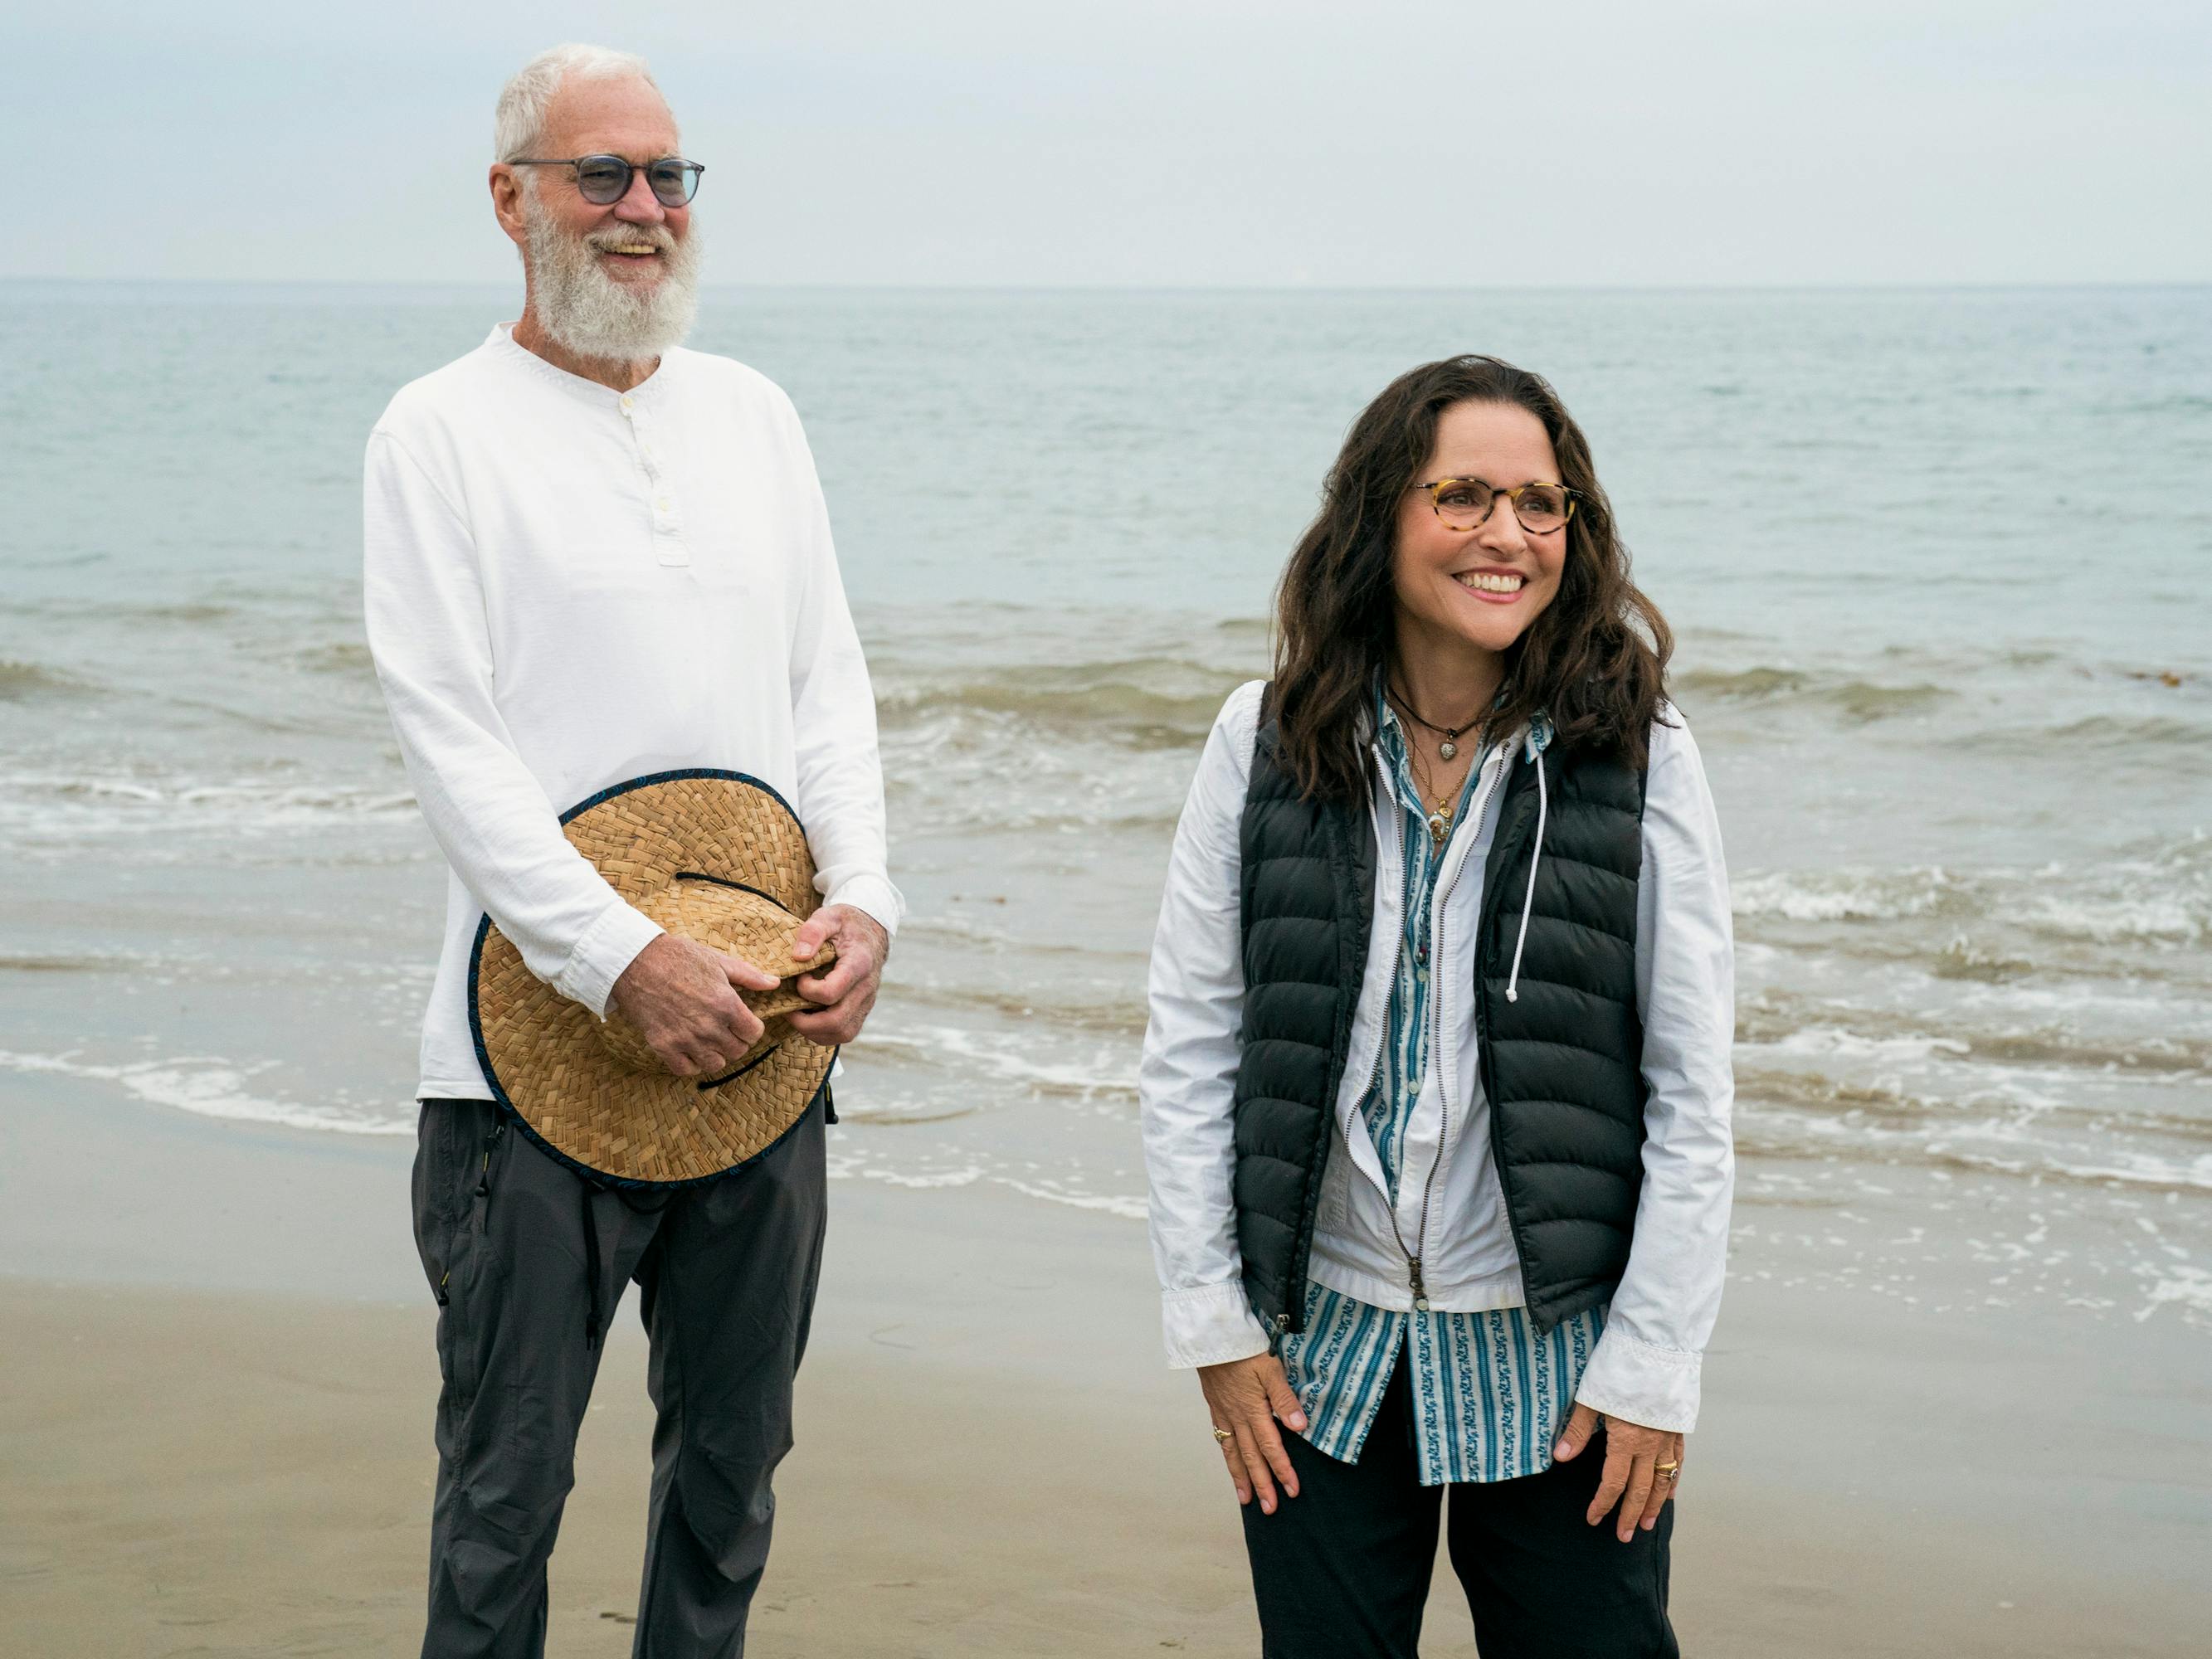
left=3, top=275, right=2209, bottom=296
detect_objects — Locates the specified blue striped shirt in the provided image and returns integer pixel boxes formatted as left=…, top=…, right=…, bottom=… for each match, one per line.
left=1276, top=692, right=1605, bottom=1485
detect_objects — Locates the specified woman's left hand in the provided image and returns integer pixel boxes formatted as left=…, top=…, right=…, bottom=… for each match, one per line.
left=1552, top=1403, right=1683, bottom=1542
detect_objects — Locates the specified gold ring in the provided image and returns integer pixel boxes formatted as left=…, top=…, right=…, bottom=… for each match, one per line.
left=1211, top=1427, right=1234, bottom=1444
left=1655, top=1461, right=1680, bottom=1479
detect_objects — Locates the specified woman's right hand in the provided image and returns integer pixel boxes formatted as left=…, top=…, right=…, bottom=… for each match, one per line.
left=1198, top=1354, right=1308, bottom=1514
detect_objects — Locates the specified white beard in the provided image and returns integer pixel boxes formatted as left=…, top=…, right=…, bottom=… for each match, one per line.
left=523, top=197, right=702, bottom=363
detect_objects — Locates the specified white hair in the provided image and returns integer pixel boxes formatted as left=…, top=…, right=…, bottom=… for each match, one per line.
left=494, top=43, right=663, bottom=162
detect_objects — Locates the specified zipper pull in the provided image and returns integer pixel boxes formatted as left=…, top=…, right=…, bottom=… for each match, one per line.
left=1269, top=1311, right=1290, bottom=1357
left=477, top=1120, right=505, bottom=1199
left=1408, top=1258, right=1430, bottom=1313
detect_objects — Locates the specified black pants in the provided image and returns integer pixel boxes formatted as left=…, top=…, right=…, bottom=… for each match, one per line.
left=1240, top=1360, right=1676, bottom=1659
left=411, top=1097, right=828, bottom=1659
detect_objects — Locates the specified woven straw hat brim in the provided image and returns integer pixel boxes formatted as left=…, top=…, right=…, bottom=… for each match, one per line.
left=470, top=769, right=838, bottom=1188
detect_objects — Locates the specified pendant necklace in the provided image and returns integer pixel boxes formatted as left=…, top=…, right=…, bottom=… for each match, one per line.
left=1424, top=796, right=1453, bottom=850
left=1406, top=745, right=1459, bottom=852
left=1388, top=680, right=1487, bottom=764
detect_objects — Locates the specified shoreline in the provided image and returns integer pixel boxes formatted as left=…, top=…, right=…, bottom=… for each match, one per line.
left=3, top=1079, right=2209, bottom=1655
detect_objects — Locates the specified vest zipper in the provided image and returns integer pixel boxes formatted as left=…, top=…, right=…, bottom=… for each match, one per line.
left=1338, top=756, right=1425, bottom=1292
left=1341, top=752, right=1404, bottom=1187
left=1344, top=739, right=1513, bottom=1316
left=1400, top=743, right=1513, bottom=1311
left=1291, top=752, right=1398, bottom=1340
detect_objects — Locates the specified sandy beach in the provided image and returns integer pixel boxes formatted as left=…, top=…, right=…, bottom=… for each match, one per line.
left=4, top=1076, right=2206, bottom=1657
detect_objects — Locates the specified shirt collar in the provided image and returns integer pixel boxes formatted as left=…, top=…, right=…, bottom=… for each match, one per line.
left=485, top=323, right=672, bottom=409
left=1372, top=679, right=1406, bottom=746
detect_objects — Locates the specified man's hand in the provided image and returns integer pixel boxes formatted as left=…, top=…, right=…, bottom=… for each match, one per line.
left=1197, top=1353, right=1308, bottom=1515
left=785, top=905, right=889, bottom=1046
left=1553, top=1403, right=1684, bottom=1541
left=607, top=933, right=779, bottom=1078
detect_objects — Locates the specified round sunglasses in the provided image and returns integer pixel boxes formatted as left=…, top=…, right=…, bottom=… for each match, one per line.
left=507, top=153, right=704, bottom=207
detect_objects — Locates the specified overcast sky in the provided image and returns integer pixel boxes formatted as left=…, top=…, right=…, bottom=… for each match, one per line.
left=9, top=0, right=2208, bottom=286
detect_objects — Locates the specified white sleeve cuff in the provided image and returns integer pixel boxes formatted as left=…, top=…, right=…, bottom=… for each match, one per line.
left=824, top=873, right=906, bottom=939
left=1161, top=1282, right=1271, bottom=1370
left=1574, top=1324, right=1703, bottom=1433
left=557, top=899, right=665, bottom=1019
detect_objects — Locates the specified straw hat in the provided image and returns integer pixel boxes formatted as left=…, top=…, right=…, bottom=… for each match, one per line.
left=470, top=768, right=838, bottom=1187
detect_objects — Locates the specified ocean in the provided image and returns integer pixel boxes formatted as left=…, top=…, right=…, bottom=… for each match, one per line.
left=2, top=281, right=2207, bottom=1332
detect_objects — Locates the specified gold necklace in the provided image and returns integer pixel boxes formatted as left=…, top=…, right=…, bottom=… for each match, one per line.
left=1405, top=742, right=1464, bottom=851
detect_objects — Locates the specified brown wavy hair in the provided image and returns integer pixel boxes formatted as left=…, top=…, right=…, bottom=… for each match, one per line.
left=1268, top=354, right=1674, bottom=802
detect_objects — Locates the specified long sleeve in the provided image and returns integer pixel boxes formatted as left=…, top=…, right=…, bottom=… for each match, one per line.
left=1141, top=680, right=1273, bottom=1368
left=1573, top=713, right=1737, bottom=1433
left=772, top=397, right=903, bottom=936
left=363, top=429, right=662, bottom=1017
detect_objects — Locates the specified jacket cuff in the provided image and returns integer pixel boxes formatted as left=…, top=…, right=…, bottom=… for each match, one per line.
left=1161, top=1282, right=1271, bottom=1370
left=558, top=900, right=665, bottom=1019
left=1573, top=1325, right=1703, bottom=1433
left=823, top=873, right=905, bottom=939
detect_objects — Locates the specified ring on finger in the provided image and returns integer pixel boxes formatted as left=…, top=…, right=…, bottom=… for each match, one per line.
left=1211, top=1426, right=1234, bottom=1444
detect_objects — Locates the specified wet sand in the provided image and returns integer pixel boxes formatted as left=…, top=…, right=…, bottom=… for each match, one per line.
left=3, top=1078, right=2208, bottom=1657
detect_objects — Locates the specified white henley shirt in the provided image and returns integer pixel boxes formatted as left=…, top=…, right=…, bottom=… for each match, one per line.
left=363, top=324, right=902, bottom=1102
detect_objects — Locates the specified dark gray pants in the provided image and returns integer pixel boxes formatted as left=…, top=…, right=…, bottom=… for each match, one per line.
left=411, top=1096, right=827, bottom=1659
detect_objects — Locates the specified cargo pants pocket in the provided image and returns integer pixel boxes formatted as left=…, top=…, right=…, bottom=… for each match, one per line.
left=414, top=1101, right=508, bottom=1414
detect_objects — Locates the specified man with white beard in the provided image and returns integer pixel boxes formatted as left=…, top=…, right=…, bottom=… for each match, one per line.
left=362, top=43, right=899, bottom=1659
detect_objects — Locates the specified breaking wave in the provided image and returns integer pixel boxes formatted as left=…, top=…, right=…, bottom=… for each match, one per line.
left=0, top=659, right=94, bottom=701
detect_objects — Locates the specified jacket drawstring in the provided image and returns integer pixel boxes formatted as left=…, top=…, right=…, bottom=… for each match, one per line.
left=1504, top=737, right=1549, bottom=1004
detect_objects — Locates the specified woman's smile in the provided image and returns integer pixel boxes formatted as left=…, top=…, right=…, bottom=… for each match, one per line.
left=1453, top=566, right=1528, bottom=601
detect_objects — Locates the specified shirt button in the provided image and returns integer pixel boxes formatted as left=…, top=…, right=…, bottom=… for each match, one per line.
left=619, top=394, right=635, bottom=411
left=1416, top=967, right=1430, bottom=984
left=656, top=496, right=671, bottom=511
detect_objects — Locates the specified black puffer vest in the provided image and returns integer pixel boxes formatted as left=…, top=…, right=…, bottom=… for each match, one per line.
left=1231, top=708, right=1650, bottom=1337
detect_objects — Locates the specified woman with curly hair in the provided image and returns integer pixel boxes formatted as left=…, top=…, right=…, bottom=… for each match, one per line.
left=1140, top=354, right=1735, bottom=1657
